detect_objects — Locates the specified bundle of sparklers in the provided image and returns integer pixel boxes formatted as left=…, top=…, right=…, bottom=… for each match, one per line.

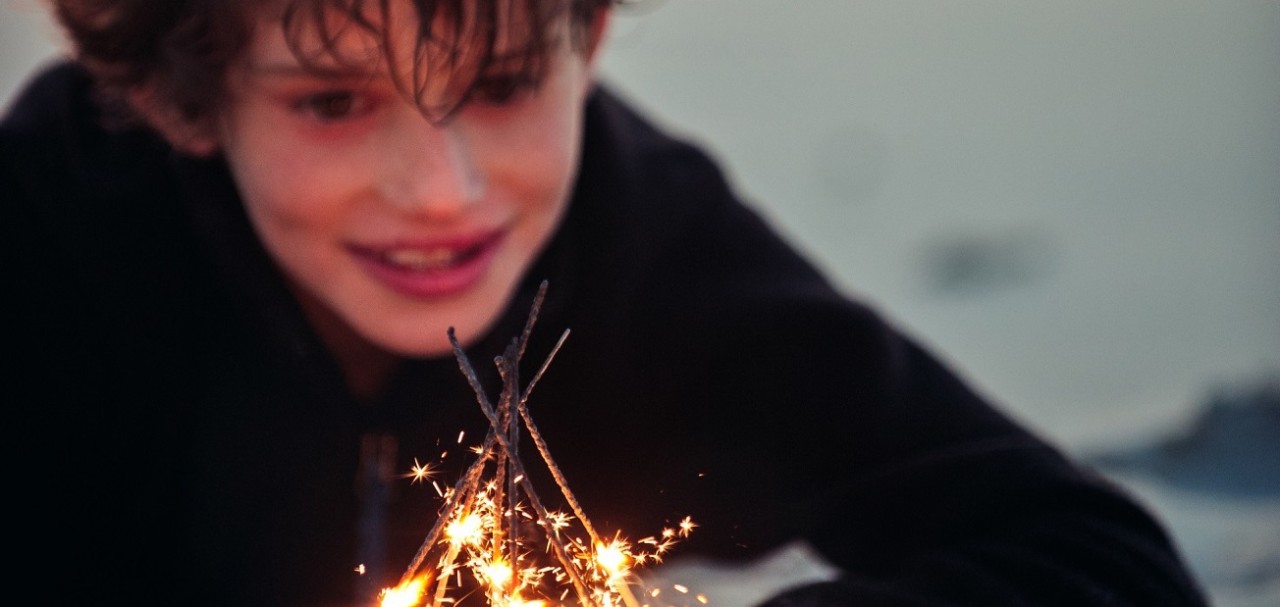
left=379, top=283, right=697, bottom=607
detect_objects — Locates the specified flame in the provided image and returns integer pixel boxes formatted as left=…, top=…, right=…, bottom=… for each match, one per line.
left=446, top=513, right=484, bottom=546
left=595, top=540, right=629, bottom=578
left=379, top=575, right=429, bottom=607
left=479, top=560, right=514, bottom=588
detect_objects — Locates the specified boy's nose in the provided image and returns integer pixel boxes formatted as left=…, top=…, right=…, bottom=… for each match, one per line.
left=379, top=116, right=483, bottom=218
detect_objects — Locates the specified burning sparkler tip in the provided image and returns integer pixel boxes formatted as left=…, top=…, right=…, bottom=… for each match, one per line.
left=383, top=285, right=699, bottom=607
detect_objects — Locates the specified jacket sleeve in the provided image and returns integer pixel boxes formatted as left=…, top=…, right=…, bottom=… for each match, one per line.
left=770, top=335, right=1209, bottom=607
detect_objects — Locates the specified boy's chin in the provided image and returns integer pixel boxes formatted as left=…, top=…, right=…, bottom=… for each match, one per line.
left=369, top=315, right=501, bottom=360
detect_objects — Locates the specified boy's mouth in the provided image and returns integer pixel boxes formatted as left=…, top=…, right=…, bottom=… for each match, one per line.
left=347, top=230, right=505, bottom=299
left=355, top=231, right=500, bottom=273
left=381, top=245, right=476, bottom=271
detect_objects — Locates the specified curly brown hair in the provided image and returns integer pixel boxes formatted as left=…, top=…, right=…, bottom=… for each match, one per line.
left=53, top=0, right=615, bottom=126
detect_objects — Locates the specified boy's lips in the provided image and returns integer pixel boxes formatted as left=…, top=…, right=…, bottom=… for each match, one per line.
left=347, top=230, right=505, bottom=299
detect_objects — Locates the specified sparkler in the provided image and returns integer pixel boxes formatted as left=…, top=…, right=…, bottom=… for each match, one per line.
left=379, top=282, right=695, bottom=607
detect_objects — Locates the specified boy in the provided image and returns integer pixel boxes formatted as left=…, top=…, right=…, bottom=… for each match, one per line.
left=4, top=1, right=1207, bottom=606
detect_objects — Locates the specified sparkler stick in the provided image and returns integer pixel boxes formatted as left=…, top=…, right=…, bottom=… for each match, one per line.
left=450, top=332, right=598, bottom=607
left=508, top=331, right=645, bottom=607
left=512, top=383, right=647, bottom=607
left=383, top=282, right=693, bottom=607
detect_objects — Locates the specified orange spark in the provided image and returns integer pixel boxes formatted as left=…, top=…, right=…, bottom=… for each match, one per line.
left=408, top=458, right=436, bottom=484
left=379, top=575, right=428, bottom=607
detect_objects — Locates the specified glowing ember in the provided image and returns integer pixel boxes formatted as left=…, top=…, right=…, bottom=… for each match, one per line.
left=379, top=283, right=695, bottom=607
left=380, top=576, right=428, bottom=607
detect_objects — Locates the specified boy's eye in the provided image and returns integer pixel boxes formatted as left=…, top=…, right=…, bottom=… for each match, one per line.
left=294, top=90, right=366, bottom=121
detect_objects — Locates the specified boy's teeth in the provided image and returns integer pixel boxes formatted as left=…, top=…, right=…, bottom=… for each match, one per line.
left=385, top=248, right=457, bottom=270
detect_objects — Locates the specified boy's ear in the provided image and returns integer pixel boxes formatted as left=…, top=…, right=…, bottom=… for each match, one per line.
left=126, top=85, right=220, bottom=157
left=583, top=5, right=611, bottom=68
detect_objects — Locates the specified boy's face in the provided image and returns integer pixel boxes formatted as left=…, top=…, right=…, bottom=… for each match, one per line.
left=210, top=6, right=605, bottom=357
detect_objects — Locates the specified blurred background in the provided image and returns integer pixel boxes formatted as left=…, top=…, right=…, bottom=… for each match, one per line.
left=4, top=0, right=1277, bottom=604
